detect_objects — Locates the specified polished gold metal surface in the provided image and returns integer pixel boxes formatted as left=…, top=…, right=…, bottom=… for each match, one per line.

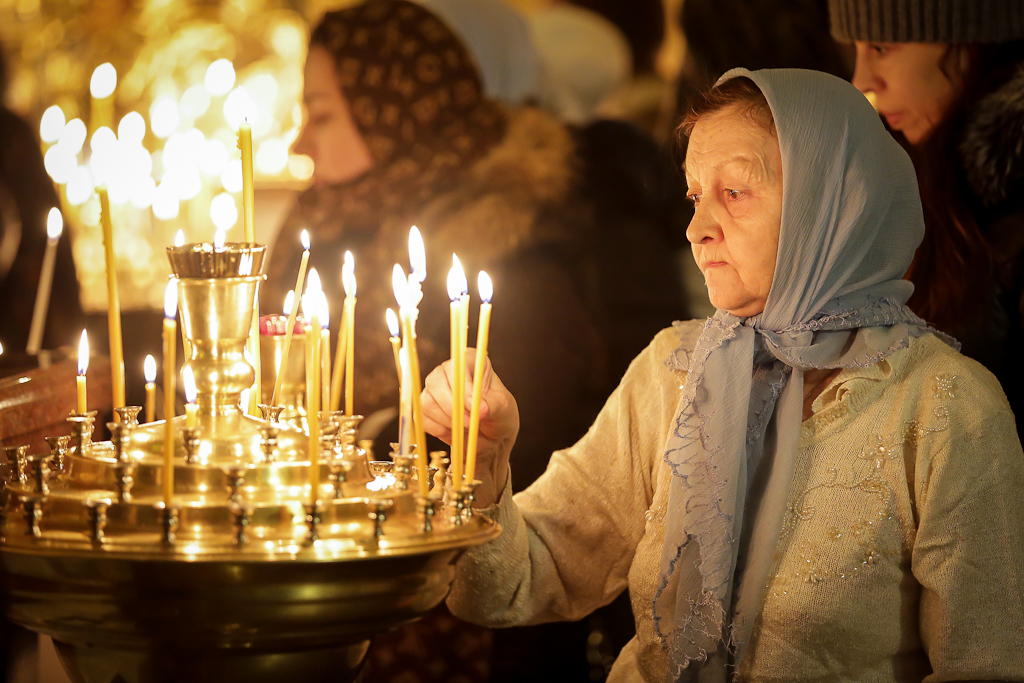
left=260, top=326, right=308, bottom=428
left=0, top=242, right=500, bottom=683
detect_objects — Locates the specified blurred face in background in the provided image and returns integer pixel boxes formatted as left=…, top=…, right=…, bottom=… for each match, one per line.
left=294, top=46, right=375, bottom=186
left=685, top=105, right=784, bottom=317
left=851, top=42, right=962, bottom=145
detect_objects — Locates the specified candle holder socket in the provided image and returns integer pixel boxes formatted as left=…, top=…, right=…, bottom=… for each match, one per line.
left=31, top=457, right=49, bottom=496
left=225, top=466, right=247, bottom=506
left=23, top=498, right=41, bottom=538
left=419, top=497, right=438, bottom=533
left=4, top=446, right=29, bottom=487
left=115, top=462, right=135, bottom=503
left=259, top=425, right=280, bottom=463
left=391, top=454, right=415, bottom=492
left=258, top=404, right=284, bottom=423
left=67, top=411, right=97, bottom=457
left=370, top=500, right=392, bottom=541
left=107, top=421, right=132, bottom=463
left=329, top=461, right=352, bottom=499
left=428, top=451, right=448, bottom=498
left=114, top=406, right=143, bottom=427
left=231, top=503, right=251, bottom=546
left=43, top=436, right=70, bottom=476
left=182, top=428, right=201, bottom=465
left=88, top=500, right=108, bottom=544
left=304, top=504, right=320, bottom=545
left=160, top=505, right=179, bottom=545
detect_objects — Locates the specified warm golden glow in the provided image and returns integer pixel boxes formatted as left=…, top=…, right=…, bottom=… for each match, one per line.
left=408, top=226, right=426, bottom=282
left=163, top=279, right=178, bottom=319
left=210, top=193, right=238, bottom=231
left=447, top=254, right=467, bottom=301
left=39, top=105, right=65, bottom=143
left=300, top=229, right=310, bottom=251
left=284, top=290, right=295, bottom=316
left=204, top=59, right=236, bottom=96
left=117, top=112, right=146, bottom=143
left=392, top=264, right=409, bottom=309
left=182, top=366, right=197, bottom=404
left=342, top=251, right=356, bottom=297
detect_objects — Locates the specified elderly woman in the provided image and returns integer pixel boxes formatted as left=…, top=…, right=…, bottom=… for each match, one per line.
left=422, top=68, right=1024, bottom=681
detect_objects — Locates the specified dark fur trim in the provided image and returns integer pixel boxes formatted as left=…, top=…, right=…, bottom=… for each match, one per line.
left=960, top=63, right=1024, bottom=207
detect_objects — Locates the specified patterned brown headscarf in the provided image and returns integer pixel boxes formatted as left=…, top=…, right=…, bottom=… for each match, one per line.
left=297, top=0, right=507, bottom=240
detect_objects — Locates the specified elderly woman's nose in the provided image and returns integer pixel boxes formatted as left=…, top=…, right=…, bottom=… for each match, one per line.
left=686, top=205, right=721, bottom=244
left=293, top=125, right=314, bottom=159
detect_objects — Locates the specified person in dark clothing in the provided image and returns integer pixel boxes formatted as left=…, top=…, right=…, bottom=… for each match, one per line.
left=829, top=0, right=1024, bottom=432
left=0, top=49, right=83, bottom=354
left=265, top=3, right=689, bottom=681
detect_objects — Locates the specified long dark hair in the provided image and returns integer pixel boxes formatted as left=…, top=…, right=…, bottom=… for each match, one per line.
left=905, top=40, right=1024, bottom=332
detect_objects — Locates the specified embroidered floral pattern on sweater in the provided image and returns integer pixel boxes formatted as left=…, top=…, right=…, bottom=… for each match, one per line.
left=769, top=384, right=954, bottom=592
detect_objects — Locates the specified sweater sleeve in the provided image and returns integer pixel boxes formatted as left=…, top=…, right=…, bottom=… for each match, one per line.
left=911, top=353, right=1024, bottom=682
left=447, top=326, right=689, bottom=626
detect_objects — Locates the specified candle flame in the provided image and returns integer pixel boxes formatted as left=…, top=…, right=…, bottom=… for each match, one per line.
left=174, top=229, right=185, bottom=247
left=300, top=229, right=310, bottom=251
left=306, top=267, right=322, bottom=297
left=319, top=291, right=330, bottom=329
left=214, top=228, right=226, bottom=249
left=386, top=308, right=400, bottom=338
left=343, top=251, right=356, bottom=297
left=303, top=269, right=322, bottom=322
left=392, top=264, right=409, bottom=309
left=0, top=340, right=4, bottom=357
left=182, top=366, right=197, bottom=404
left=144, top=354, right=157, bottom=383
left=408, top=226, right=426, bottom=283
left=77, top=330, right=89, bottom=376
left=164, top=278, right=178, bottom=319
left=284, top=290, right=295, bottom=316
left=46, top=207, right=63, bottom=240
left=447, top=254, right=467, bottom=301
left=478, top=271, right=493, bottom=303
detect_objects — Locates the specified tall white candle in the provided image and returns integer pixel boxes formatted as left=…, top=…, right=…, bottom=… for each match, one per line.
left=26, top=208, right=64, bottom=355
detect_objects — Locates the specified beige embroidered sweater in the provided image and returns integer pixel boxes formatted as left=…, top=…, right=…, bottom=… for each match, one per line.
left=446, top=321, right=1024, bottom=682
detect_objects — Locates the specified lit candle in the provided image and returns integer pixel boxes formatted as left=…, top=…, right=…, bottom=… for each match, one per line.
left=174, top=229, right=185, bottom=247
left=144, top=354, right=157, bottom=423
left=26, top=208, right=64, bottom=355
left=343, top=258, right=357, bottom=415
left=162, top=279, right=178, bottom=506
left=465, top=271, right=493, bottom=484
left=173, top=231, right=191, bottom=365
left=238, top=122, right=256, bottom=242
left=319, top=292, right=331, bottom=410
left=305, top=270, right=322, bottom=507
left=76, top=330, right=89, bottom=413
left=398, top=345, right=411, bottom=461
left=182, top=366, right=198, bottom=430
left=98, top=186, right=126, bottom=416
left=447, top=256, right=469, bottom=486
left=386, top=308, right=402, bottom=383
left=329, top=251, right=355, bottom=412
left=272, top=230, right=310, bottom=405
left=393, top=263, right=429, bottom=498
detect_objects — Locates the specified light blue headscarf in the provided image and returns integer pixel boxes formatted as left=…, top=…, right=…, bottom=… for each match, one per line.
left=652, top=68, right=954, bottom=681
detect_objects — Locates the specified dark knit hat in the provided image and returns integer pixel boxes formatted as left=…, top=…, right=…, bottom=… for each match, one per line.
left=829, top=0, right=1024, bottom=42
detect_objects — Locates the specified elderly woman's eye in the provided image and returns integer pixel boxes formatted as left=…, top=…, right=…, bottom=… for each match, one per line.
left=725, top=189, right=744, bottom=200
left=687, top=193, right=701, bottom=207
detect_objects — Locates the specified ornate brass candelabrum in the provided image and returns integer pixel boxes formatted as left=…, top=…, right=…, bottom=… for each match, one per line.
left=0, top=243, right=497, bottom=683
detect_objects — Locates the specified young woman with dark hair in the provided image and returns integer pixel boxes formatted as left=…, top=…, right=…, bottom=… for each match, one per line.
left=829, top=0, right=1024, bottom=429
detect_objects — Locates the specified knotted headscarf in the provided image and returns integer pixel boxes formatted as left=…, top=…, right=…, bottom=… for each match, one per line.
left=653, top=68, right=954, bottom=680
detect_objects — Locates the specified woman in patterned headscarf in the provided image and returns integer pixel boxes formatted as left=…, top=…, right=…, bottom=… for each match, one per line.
left=266, top=0, right=687, bottom=488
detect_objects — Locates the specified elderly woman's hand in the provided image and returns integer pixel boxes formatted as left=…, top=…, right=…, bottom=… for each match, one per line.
left=421, top=349, right=519, bottom=508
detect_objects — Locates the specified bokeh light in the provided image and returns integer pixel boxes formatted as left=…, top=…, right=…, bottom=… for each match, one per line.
left=223, top=86, right=258, bottom=130
left=117, top=112, right=146, bottom=143
left=152, top=182, right=180, bottom=220
left=180, top=84, right=211, bottom=119
left=150, top=97, right=180, bottom=138
left=205, top=59, right=236, bottom=96
left=59, top=118, right=87, bottom=154
left=221, top=159, right=242, bottom=193
left=255, top=139, right=288, bottom=175
left=89, top=63, right=117, bottom=99
left=40, top=105, right=65, bottom=143
left=288, top=154, right=314, bottom=181
left=65, top=166, right=95, bottom=206
left=43, top=144, right=76, bottom=184
left=210, top=192, right=238, bottom=231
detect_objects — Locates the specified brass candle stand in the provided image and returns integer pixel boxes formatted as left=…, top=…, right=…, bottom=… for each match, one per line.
left=0, top=242, right=500, bottom=683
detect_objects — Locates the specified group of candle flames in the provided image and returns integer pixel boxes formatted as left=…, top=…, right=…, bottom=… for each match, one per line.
left=73, top=224, right=494, bottom=507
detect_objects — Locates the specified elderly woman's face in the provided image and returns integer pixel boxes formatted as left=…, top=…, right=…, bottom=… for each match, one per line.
left=293, top=46, right=375, bottom=186
left=685, top=106, right=783, bottom=318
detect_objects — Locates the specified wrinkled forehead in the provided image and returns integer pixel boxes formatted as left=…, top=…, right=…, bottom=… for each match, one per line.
left=683, top=109, right=780, bottom=184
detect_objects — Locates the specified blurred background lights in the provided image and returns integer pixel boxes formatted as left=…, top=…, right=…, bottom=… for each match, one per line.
left=150, top=97, right=180, bottom=138
left=39, top=105, right=65, bottom=143
left=43, top=145, right=76, bottom=184
left=199, top=139, right=229, bottom=177
left=288, top=155, right=314, bottom=181
left=223, top=86, right=257, bottom=130
left=221, top=159, right=243, bottom=193
left=117, top=112, right=146, bottom=143
left=58, top=118, right=87, bottom=154
left=204, top=59, right=236, bottom=96
left=256, top=139, right=289, bottom=175
left=130, top=176, right=157, bottom=210
left=152, top=182, right=180, bottom=220
left=210, top=192, right=238, bottom=231
left=180, top=84, right=211, bottom=119
left=89, top=63, right=117, bottom=99
left=89, top=126, right=116, bottom=153
left=65, top=166, right=95, bottom=206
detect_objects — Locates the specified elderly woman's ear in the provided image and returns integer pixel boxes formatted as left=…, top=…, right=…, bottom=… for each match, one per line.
left=684, top=104, right=783, bottom=318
